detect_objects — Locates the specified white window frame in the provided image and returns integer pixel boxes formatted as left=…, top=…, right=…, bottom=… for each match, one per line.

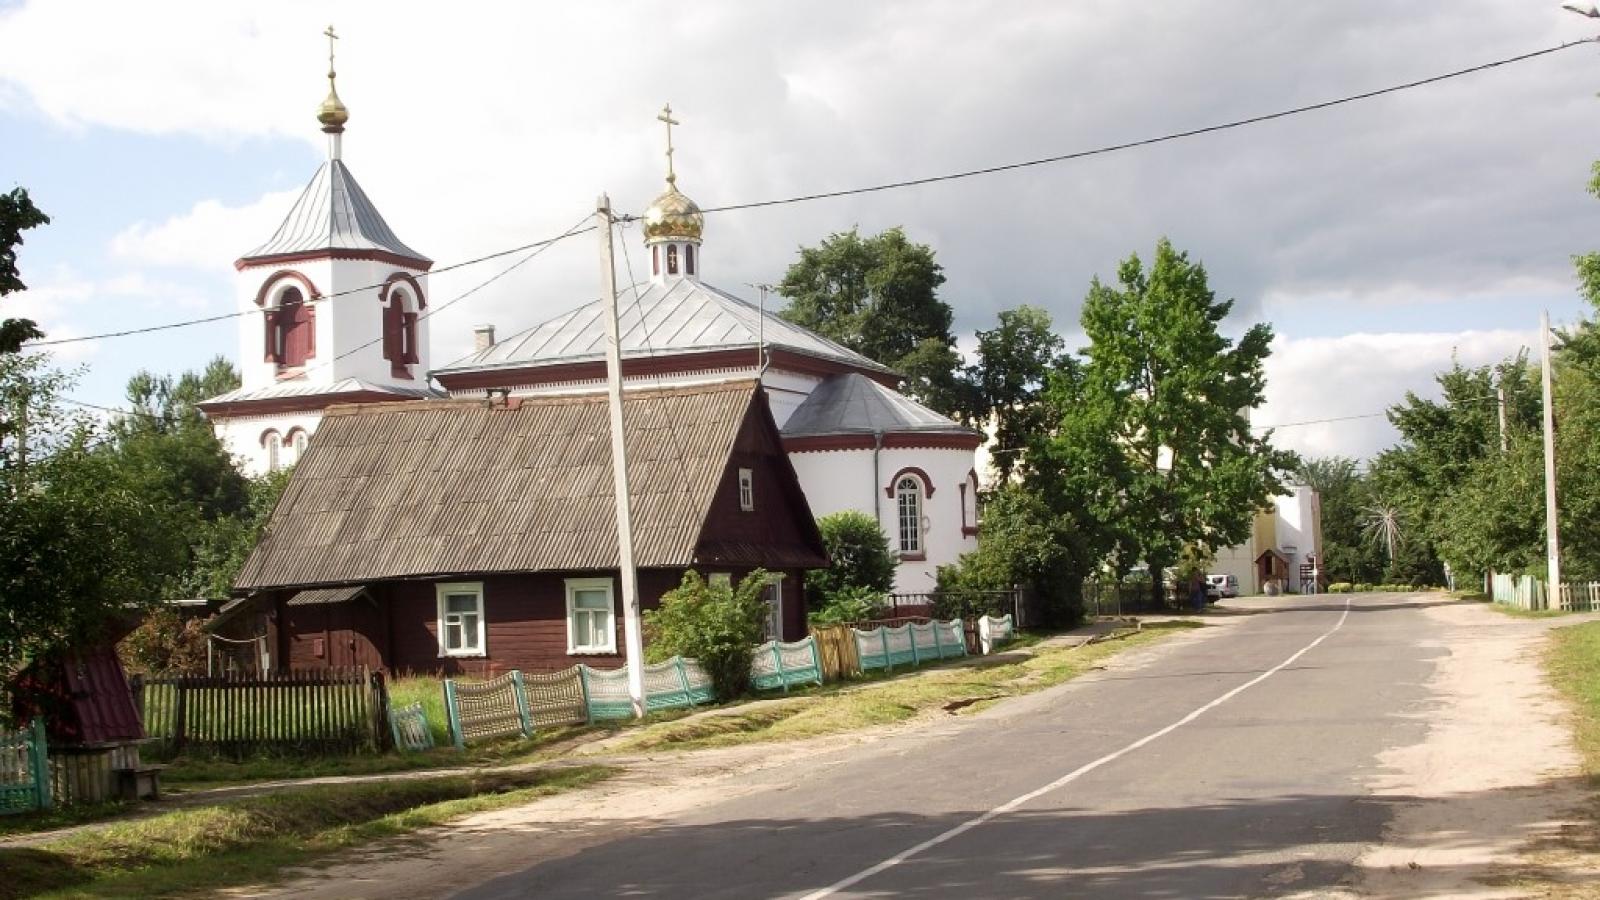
left=435, top=582, right=486, bottom=658
left=896, top=476, right=924, bottom=555
left=738, top=467, right=755, bottom=511
left=565, top=577, right=617, bottom=655
left=264, top=431, right=282, bottom=472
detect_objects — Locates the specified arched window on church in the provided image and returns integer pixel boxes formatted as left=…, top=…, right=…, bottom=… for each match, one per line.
left=290, top=429, right=308, bottom=462
left=382, top=289, right=420, bottom=379
left=896, top=476, right=923, bottom=557
left=268, top=288, right=314, bottom=369
left=263, top=430, right=282, bottom=472
left=666, top=244, right=679, bottom=275
left=685, top=244, right=695, bottom=275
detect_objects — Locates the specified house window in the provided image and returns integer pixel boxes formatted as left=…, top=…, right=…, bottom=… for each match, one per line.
left=685, top=244, right=695, bottom=275
left=436, top=582, right=486, bottom=657
left=961, top=470, right=980, bottom=537
left=666, top=244, right=679, bottom=275
left=566, top=577, right=616, bottom=654
left=896, top=476, right=923, bottom=556
left=263, top=430, right=282, bottom=472
left=738, top=467, right=754, bottom=511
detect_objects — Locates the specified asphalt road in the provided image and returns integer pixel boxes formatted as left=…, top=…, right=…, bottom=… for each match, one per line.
left=456, top=594, right=1443, bottom=899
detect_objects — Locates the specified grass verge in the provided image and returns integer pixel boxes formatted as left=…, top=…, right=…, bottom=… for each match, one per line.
left=0, top=766, right=614, bottom=900
left=1546, top=622, right=1600, bottom=777
left=611, top=622, right=1199, bottom=753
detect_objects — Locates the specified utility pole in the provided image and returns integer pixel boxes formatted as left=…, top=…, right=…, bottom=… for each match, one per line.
left=1496, top=383, right=1508, bottom=454
left=597, top=194, right=646, bottom=717
left=1540, top=310, right=1563, bottom=607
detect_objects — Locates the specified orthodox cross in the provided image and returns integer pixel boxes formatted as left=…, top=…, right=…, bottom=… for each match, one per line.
left=324, top=25, right=339, bottom=78
left=657, top=103, right=680, bottom=184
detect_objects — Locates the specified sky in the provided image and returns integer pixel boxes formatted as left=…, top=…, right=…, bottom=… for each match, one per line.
left=2, top=0, right=1599, bottom=461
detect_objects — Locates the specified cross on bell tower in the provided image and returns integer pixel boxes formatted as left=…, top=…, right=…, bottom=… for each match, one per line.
left=657, top=103, right=680, bottom=185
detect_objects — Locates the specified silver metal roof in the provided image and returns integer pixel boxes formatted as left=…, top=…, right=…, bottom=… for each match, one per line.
left=782, top=372, right=974, bottom=436
left=434, top=279, right=894, bottom=377
left=199, top=378, right=443, bottom=407
left=241, top=160, right=430, bottom=264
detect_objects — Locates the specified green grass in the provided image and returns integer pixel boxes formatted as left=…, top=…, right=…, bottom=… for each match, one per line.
left=0, top=766, right=614, bottom=900
left=1546, top=622, right=1600, bottom=778
left=611, top=623, right=1199, bottom=753
left=0, top=802, right=138, bottom=840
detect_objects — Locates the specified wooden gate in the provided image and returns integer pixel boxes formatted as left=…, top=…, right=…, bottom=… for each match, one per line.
left=0, top=720, right=51, bottom=815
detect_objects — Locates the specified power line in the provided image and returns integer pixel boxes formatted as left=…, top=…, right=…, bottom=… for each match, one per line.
left=694, top=39, right=1597, bottom=216
left=26, top=37, right=1593, bottom=351
left=22, top=222, right=598, bottom=348
left=1252, top=392, right=1503, bottom=430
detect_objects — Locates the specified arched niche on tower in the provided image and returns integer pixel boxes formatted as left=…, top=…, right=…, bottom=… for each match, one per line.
left=259, top=272, right=318, bottom=369
left=379, top=272, right=425, bottom=378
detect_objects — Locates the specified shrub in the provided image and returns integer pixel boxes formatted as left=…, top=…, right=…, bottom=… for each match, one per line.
left=1327, top=582, right=1353, bottom=593
left=644, top=570, right=770, bottom=701
left=1354, top=582, right=1374, bottom=592
left=808, top=585, right=888, bottom=626
left=806, top=511, right=897, bottom=610
left=119, top=606, right=210, bottom=675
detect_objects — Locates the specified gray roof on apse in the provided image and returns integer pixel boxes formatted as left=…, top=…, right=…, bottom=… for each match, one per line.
left=781, top=372, right=974, bottom=437
left=241, top=160, right=430, bottom=264
left=433, top=278, right=894, bottom=377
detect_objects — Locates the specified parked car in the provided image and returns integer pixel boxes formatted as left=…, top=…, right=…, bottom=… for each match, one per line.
left=1208, top=574, right=1239, bottom=599
left=1162, top=569, right=1222, bottom=605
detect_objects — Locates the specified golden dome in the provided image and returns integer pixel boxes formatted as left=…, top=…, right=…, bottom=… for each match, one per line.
left=317, top=79, right=349, bottom=134
left=643, top=183, right=704, bottom=242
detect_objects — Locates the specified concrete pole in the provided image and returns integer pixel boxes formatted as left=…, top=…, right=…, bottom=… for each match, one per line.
left=1540, top=310, right=1563, bottom=608
left=597, top=194, right=646, bottom=717
left=1496, top=384, right=1508, bottom=454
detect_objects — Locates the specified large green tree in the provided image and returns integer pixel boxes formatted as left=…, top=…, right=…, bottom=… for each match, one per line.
left=1296, top=456, right=1384, bottom=584
left=778, top=227, right=967, bottom=414
left=0, top=187, right=49, bottom=356
left=967, top=305, right=1067, bottom=482
left=1074, top=238, right=1295, bottom=605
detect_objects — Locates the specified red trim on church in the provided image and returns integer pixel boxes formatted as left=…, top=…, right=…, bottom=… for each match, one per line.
left=253, top=270, right=323, bottom=307
left=236, top=248, right=434, bottom=273
left=884, top=466, right=935, bottom=499
left=434, top=347, right=899, bottom=393
left=378, top=272, right=428, bottom=309
left=198, top=389, right=423, bottom=419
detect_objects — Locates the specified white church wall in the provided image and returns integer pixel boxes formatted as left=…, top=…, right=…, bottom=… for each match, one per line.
left=760, top=370, right=822, bottom=428
left=325, top=260, right=431, bottom=388
left=214, top=410, right=324, bottom=477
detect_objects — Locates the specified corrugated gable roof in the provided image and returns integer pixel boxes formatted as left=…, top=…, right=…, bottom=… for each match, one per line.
left=234, top=381, right=765, bottom=590
left=240, top=160, right=430, bottom=265
left=433, top=279, right=894, bottom=377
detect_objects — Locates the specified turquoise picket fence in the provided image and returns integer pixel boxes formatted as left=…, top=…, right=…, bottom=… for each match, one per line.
left=581, top=657, right=717, bottom=721
left=855, top=620, right=966, bottom=672
left=750, top=637, right=824, bottom=692
left=0, top=720, right=50, bottom=815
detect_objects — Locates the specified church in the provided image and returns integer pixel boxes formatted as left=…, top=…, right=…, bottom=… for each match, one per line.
left=201, top=46, right=982, bottom=598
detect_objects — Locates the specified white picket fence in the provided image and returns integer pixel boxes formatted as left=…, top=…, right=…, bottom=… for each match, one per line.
left=1490, top=573, right=1600, bottom=612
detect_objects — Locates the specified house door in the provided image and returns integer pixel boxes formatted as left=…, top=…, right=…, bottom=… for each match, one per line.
left=762, top=575, right=785, bottom=641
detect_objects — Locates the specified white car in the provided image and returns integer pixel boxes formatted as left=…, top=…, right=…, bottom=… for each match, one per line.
left=1208, top=574, right=1239, bottom=599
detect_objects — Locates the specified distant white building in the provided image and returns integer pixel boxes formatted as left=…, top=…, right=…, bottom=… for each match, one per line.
left=201, top=60, right=980, bottom=593
left=1212, top=485, right=1325, bottom=594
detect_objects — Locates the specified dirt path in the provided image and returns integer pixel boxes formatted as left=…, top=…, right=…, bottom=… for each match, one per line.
left=1338, top=603, right=1600, bottom=898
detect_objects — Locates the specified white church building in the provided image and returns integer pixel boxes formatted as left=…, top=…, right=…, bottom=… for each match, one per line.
left=201, top=62, right=981, bottom=594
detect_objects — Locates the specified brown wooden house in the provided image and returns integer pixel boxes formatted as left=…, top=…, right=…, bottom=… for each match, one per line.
left=228, top=380, right=828, bottom=676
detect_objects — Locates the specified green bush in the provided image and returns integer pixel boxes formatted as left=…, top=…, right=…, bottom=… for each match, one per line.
left=644, top=570, right=770, bottom=701
left=1327, top=582, right=1353, bottom=593
left=1354, top=583, right=1374, bottom=592
left=808, top=585, right=888, bottom=626
left=806, top=511, right=897, bottom=611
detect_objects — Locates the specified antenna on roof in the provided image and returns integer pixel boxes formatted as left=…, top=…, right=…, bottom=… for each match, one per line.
left=746, top=282, right=776, bottom=378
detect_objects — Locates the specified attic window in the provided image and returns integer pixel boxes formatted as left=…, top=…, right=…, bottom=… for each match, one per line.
left=738, top=467, right=754, bottom=511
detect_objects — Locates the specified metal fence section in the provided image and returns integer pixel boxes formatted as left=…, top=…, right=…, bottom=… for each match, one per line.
left=749, top=637, right=824, bottom=692
left=978, top=613, right=1016, bottom=654
left=132, top=668, right=388, bottom=757
left=0, top=721, right=50, bottom=816
left=388, top=702, right=435, bottom=752
left=522, top=667, right=589, bottom=728
left=854, top=620, right=967, bottom=673
left=443, top=671, right=531, bottom=750
left=888, top=588, right=1024, bottom=625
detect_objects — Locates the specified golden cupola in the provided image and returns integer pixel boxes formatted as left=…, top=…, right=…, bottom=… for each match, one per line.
left=316, top=26, right=349, bottom=154
left=643, top=182, right=704, bottom=243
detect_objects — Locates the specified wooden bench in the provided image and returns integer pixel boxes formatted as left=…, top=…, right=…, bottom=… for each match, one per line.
left=114, top=763, right=167, bottom=801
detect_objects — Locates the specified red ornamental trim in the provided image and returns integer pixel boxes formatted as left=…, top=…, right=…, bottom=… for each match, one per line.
left=259, top=427, right=281, bottom=447
left=199, top=389, right=421, bottom=418
left=885, top=466, right=935, bottom=499
left=379, top=271, right=428, bottom=310
left=254, top=270, right=322, bottom=307
left=434, top=347, right=900, bottom=392
left=237, top=248, right=434, bottom=273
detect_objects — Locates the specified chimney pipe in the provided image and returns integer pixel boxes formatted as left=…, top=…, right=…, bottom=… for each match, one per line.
left=473, top=324, right=496, bottom=352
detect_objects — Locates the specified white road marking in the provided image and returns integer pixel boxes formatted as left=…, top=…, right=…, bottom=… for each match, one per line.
left=796, top=598, right=1354, bottom=900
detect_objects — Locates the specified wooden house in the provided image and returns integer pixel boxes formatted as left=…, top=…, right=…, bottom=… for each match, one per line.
left=228, top=380, right=828, bottom=676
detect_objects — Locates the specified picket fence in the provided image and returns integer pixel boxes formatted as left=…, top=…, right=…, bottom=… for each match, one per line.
left=441, top=635, right=825, bottom=747
left=855, top=620, right=967, bottom=672
left=1490, top=573, right=1600, bottom=612
left=0, top=721, right=50, bottom=816
left=133, top=668, right=389, bottom=756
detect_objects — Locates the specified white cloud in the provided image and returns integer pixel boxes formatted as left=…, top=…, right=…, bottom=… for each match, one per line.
left=109, top=189, right=301, bottom=273
left=1258, top=329, right=1538, bottom=460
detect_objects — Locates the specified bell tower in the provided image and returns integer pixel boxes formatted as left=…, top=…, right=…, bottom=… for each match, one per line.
left=200, top=27, right=435, bottom=475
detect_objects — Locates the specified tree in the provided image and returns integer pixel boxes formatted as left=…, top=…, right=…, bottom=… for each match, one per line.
left=0, top=187, right=49, bottom=355
left=644, top=570, right=771, bottom=701
left=778, top=227, right=966, bottom=414
left=1296, top=456, right=1384, bottom=584
left=1075, top=238, right=1296, bottom=606
left=968, top=305, right=1067, bottom=481
left=805, top=510, right=896, bottom=610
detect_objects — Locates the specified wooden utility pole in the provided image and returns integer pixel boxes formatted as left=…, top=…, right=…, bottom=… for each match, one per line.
left=597, top=194, right=646, bottom=717
left=1496, top=384, right=1508, bottom=454
left=1540, top=310, right=1563, bottom=607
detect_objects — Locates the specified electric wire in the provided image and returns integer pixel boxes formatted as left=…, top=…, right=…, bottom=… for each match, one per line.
left=24, top=37, right=1594, bottom=351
